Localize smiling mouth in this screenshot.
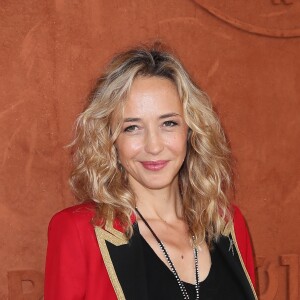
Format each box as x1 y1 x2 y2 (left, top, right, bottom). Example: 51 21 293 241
140 160 169 171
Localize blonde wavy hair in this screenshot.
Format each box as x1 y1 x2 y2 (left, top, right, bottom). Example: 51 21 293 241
70 45 232 245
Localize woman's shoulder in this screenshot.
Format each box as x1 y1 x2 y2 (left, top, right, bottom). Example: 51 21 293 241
48 201 134 233
46 201 100 255
231 204 250 237
51 201 96 217
48 201 97 230
230 204 256 288
230 204 253 251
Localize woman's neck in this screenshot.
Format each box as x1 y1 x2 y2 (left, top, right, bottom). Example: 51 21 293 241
132 180 183 222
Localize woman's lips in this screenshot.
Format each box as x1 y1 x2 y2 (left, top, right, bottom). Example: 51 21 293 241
140 160 169 171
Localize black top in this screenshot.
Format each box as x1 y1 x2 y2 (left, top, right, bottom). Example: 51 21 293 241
140 234 247 300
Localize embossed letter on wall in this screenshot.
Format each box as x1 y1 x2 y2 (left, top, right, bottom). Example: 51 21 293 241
256 254 299 300
7 270 44 300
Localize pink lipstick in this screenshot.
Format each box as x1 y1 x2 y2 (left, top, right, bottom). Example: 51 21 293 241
140 160 169 171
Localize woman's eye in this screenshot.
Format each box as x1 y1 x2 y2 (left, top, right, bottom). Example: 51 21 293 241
124 125 139 132
163 120 178 127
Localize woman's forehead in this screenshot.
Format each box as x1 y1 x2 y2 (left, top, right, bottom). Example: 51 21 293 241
121 76 183 118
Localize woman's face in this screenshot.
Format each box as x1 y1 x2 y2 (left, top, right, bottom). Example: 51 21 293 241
114 76 189 191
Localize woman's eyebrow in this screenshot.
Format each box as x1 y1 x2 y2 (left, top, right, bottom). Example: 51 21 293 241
123 117 141 122
123 113 181 122
159 113 181 119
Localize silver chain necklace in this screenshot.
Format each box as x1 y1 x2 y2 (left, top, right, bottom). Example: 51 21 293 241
135 208 200 300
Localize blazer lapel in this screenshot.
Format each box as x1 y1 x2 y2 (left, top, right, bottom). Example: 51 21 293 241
215 234 256 300
95 215 256 300
95 221 148 300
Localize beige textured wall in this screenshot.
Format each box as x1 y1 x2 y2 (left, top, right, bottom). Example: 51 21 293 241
1 1 299 299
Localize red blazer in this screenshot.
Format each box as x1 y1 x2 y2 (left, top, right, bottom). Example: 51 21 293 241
44 202 257 299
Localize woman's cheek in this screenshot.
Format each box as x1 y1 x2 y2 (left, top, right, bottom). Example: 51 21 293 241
120 137 144 158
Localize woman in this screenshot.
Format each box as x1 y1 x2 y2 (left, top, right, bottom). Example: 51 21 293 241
44 46 258 300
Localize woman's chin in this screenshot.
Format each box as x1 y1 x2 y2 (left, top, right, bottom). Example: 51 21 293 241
136 177 178 191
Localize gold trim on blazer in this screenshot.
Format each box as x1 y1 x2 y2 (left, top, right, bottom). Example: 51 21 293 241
94 216 257 300
231 227 258 300
94 219 128 300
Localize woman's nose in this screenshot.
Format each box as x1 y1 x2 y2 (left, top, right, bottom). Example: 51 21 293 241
144 129 164 155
